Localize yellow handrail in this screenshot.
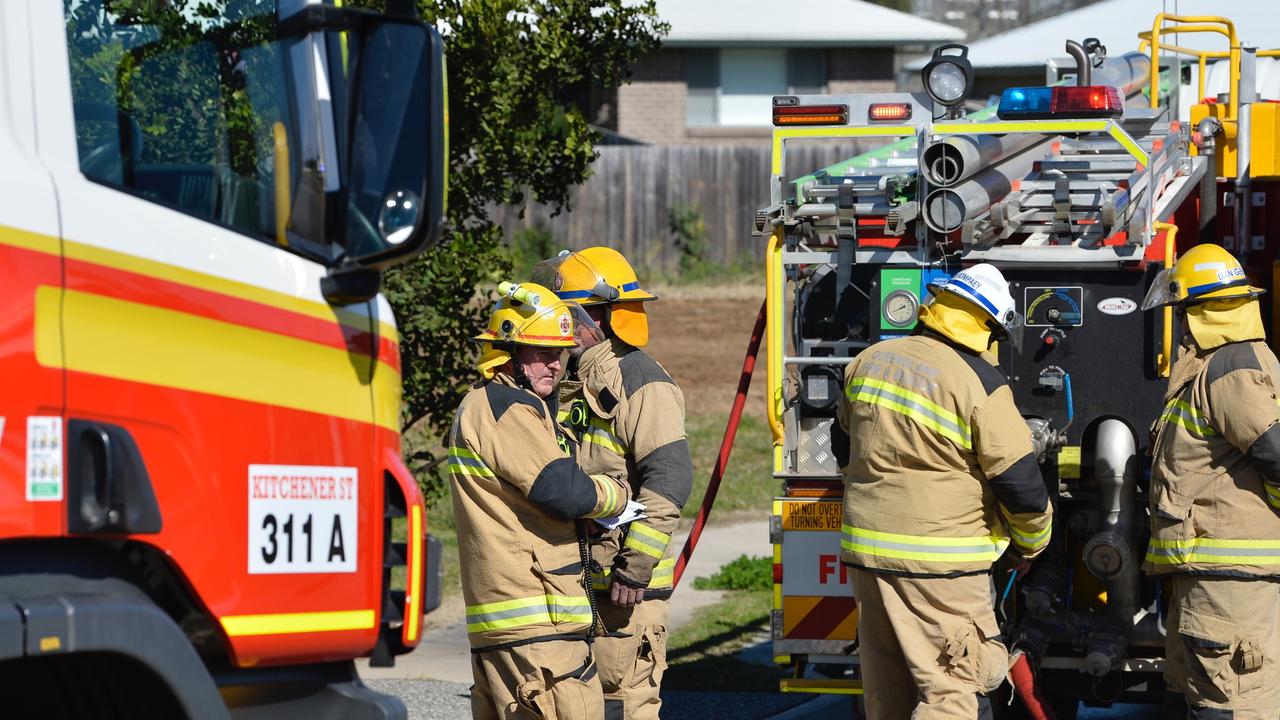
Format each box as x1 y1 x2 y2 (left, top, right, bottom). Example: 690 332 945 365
1144 14 1238 119
1138 38 1280 105
765 229 785 461
1153 221 1178 378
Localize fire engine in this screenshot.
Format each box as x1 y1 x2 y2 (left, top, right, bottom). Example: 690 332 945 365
756 13 1280 717
0 1 445 717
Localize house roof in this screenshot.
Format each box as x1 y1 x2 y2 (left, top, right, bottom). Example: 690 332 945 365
656 0 965 47
907 0 1280 70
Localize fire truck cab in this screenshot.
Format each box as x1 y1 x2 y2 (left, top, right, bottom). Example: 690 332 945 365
0 2 444 717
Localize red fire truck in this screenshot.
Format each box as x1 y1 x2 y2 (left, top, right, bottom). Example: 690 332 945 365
0 1 445 716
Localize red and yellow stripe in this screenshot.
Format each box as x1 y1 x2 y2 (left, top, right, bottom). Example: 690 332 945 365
5 225 402 431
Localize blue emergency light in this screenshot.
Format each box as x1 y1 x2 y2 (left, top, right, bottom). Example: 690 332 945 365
997 85 1123 120
998 87 1053 118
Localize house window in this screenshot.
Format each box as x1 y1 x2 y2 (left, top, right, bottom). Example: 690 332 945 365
686 48 827 127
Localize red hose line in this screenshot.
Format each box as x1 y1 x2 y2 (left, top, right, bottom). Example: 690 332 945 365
1010 652 1057 720
672 299 767 589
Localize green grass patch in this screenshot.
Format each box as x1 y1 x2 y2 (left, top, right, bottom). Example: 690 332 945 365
692 554 772 591
683 413 779 519
663 589 782 692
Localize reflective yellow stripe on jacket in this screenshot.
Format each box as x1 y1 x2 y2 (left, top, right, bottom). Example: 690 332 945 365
624 522 671 560
587 474 625 519
465 594 592 633
1008 522 1052 554
591 557 677 591
846 376 973 450
842 524 1009 563
448 447 496 478
1160 398 1217 437
1266 483 1280 511
1145 538 1280 566
558 406 628 456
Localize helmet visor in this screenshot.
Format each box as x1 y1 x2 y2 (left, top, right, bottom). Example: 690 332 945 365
530 253 620 305
1141 268 1179 310
565 302 605 355
994 307 1025 354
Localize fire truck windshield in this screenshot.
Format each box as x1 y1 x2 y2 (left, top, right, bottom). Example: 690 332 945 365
63 0 440 266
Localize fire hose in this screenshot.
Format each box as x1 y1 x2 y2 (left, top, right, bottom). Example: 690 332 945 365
672 299 766 589
1010 650 1057 720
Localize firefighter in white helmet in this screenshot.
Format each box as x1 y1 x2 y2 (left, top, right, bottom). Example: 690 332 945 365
1141 243 1280 719
532 247 693 720
837 263 1053 719
450 281 630 720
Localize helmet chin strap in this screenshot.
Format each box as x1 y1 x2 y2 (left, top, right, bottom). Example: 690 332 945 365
598 304 615 339
498 343 537 393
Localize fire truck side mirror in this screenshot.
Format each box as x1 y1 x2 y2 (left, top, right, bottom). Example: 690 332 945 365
339 17 448 274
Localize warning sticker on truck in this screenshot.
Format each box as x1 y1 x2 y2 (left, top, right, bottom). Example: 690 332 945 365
777 499 857 642
26 416 63 502
248 465 357 574
781 499 842 531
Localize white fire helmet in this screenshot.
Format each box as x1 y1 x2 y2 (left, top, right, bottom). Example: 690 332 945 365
928 263 1024 352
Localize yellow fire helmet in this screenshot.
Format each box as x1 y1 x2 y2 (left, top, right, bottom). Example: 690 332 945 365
530 246 657 347
1142 243 1266 310
473 281 578 379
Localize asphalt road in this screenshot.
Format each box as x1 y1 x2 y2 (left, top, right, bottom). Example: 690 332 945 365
766 694 1163 720
364 679 814 720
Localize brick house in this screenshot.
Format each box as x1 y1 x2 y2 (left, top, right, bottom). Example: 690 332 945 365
611 0 964 145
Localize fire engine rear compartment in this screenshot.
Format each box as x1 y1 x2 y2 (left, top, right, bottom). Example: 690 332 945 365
758 16 1280 714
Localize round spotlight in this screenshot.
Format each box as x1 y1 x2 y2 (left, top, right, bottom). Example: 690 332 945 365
922 44 974 110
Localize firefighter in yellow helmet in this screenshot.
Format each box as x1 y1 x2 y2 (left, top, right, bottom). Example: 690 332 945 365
450 281 630 720
532 248 693 720
1141 243 1280 719
837 264 1052 719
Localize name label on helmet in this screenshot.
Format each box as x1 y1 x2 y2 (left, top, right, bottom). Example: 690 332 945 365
1096 297 1137 316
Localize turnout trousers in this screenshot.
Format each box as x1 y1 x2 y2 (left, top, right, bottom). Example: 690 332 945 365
594 598 670 720
1163 576 1280 719
853 568 1007 720
470 638 604 720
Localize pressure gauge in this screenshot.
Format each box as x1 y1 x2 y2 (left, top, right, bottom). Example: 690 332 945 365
883 290 919 328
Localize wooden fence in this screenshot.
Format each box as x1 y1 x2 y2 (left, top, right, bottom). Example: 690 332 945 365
490 140 880 271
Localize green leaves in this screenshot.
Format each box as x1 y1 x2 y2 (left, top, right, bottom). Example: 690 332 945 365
347 1 667 497
693 555 773 592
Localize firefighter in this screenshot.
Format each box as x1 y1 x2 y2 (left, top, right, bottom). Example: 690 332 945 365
532 247 694 720
1141 244 1280 719
449 281 630 720
837 263 1053 720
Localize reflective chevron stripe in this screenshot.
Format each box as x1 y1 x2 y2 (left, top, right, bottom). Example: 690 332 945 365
842 524 1008 563
625 522 671 559
448 447 495 478
1008 523 1051 553
1161 398 1216 437
584 474 624 519
845 376 973 450
590 557 676 590
1266 483 1280 510
583 418 627 456
1146 537 1280 566
465 594 592 633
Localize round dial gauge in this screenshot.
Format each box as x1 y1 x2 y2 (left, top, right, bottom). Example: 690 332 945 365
883 290 919 328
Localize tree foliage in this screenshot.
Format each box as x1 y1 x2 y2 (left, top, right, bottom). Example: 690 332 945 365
63 0 667 499
370 0 668 495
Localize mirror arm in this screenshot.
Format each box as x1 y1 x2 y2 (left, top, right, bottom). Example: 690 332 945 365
322 264 382 306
